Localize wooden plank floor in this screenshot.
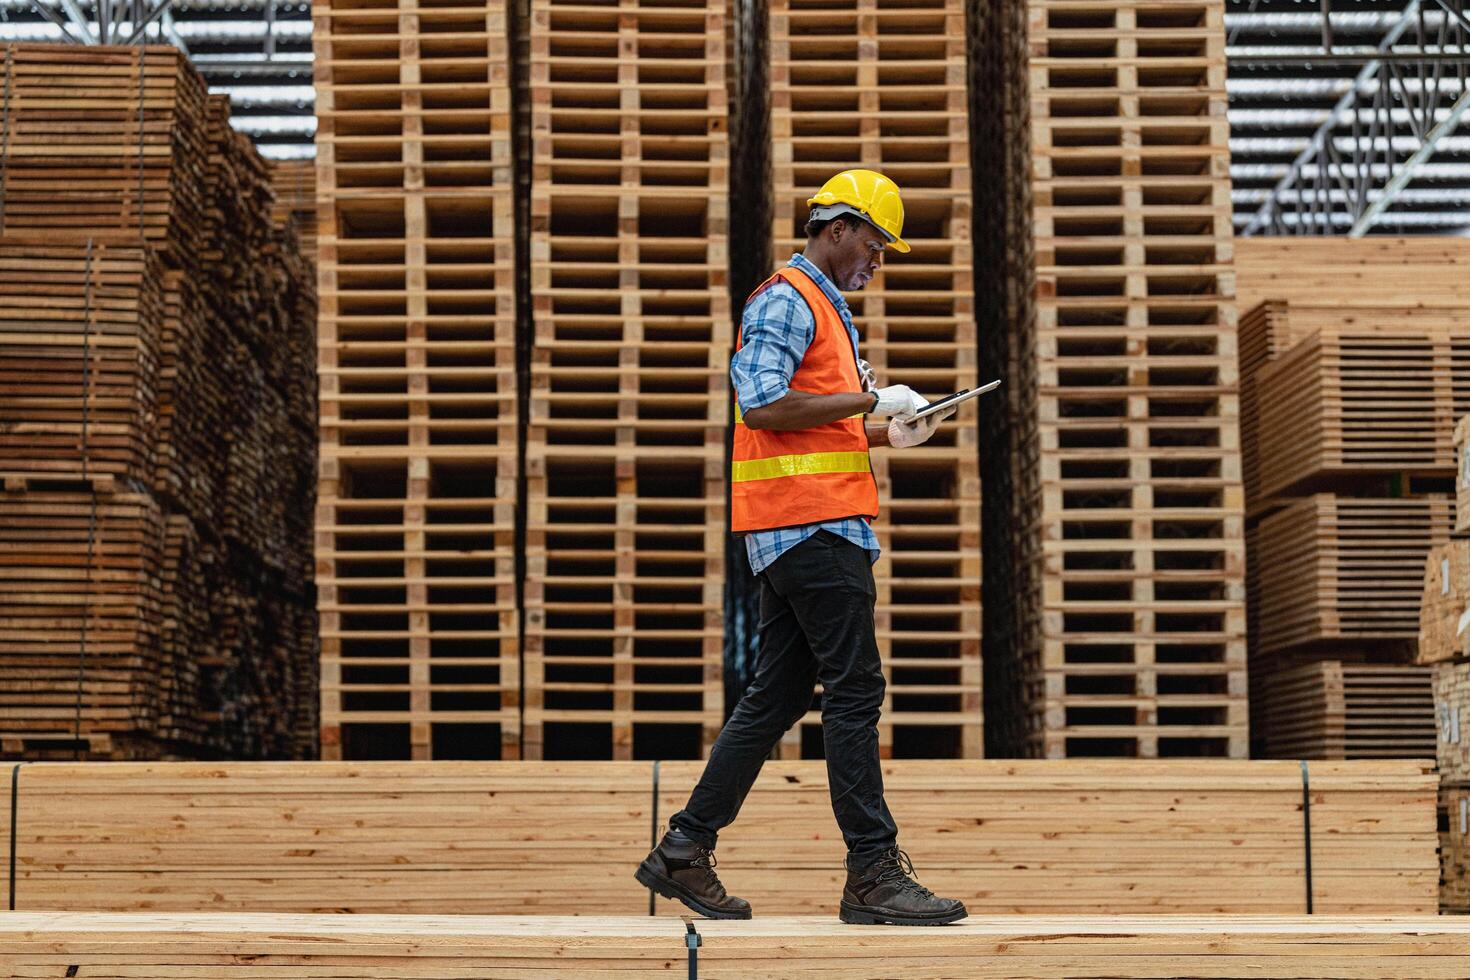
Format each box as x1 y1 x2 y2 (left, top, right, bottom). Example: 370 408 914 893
2 911 1469 978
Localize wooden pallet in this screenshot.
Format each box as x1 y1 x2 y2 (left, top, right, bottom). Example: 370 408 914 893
5 911 1470 977
521 0 728 760
1252 660 1435 760
1434 661 1470 783
983 0 1246 759
1254 494 1454 659
313 0 521 760
1444 781 1470 912
768 0 982 758
0 759 1438 916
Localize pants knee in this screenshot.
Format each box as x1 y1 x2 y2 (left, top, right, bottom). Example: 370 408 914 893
823 675 884 722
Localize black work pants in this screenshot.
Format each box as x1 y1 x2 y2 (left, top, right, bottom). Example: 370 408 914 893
669 530 899 867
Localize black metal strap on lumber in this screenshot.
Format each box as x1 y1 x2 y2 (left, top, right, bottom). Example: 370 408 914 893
9 762 24 910
682 917 701 980
648 760 660 915
1300 760 1314 914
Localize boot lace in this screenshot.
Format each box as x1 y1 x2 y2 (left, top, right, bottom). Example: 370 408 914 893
851 848 936 900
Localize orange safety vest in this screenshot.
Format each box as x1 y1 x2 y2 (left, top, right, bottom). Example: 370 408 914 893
731 266 879 533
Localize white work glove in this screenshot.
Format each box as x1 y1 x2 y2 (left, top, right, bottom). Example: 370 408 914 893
887 403 957 448
856 358 877 392
870 384 926 420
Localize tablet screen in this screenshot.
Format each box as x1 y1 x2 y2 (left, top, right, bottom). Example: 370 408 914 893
911 379 1002 420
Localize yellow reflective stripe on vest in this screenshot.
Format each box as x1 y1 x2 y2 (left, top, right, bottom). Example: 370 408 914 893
731 451 871 483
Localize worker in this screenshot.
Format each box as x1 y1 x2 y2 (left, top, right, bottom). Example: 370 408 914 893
635 170 968 926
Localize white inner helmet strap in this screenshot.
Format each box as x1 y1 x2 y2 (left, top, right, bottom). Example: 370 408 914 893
808 203 895 243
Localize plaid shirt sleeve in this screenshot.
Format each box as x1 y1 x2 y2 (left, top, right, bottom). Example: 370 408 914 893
731 282 814 412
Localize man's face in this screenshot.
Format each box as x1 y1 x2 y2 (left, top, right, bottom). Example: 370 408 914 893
828 218 887 291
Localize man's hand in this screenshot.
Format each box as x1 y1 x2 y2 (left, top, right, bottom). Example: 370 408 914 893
870 384 926 420
887 404 957 448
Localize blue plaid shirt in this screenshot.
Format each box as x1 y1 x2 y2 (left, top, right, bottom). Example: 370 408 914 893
733 253 880 575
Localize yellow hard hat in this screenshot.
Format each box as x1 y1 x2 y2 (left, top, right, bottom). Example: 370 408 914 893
806 169 909 253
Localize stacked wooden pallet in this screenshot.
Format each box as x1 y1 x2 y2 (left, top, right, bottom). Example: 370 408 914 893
982 0 1247 758
766 0 981 759
312 0 521 760
1235 241 1470 764
520 0 727 760
0 45 318 761
5 912 1470 977
2 759 1437 915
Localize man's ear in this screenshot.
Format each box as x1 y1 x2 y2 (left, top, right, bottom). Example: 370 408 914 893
827 217 846 244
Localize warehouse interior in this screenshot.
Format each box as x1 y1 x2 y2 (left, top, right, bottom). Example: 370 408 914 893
4 0 1470 971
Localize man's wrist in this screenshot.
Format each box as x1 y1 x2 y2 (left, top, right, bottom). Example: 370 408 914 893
867 390 880 414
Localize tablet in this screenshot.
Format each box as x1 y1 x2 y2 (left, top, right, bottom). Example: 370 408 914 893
911 379 1002 420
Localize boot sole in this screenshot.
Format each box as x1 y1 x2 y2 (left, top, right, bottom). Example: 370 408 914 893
838 900 968 926
635 862 753 920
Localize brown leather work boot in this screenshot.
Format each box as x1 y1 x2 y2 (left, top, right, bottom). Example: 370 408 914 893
839 847 967 925
635 827 752 920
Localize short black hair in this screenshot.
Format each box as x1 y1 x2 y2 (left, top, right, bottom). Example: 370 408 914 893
804 216 835 239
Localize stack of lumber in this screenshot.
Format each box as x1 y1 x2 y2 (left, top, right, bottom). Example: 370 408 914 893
1426 556 1470 910
1445 781 1470 912
1235 240 1470 764
269 160 319 262
4 912 1470 978
1253 660 1436 760
312 0 522 760
520 0 727 760
1459 417 1470 534
0 45 318 761
980 0 1247 758
1 759 1437 915
765 0 981 760
1253 495 1454 659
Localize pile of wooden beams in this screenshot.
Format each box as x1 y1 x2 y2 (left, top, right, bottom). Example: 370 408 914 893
1 759 1437 915
0 44 318 760
1421 533 1470 910
312 0 521 760
1235 239 1470 762
5 911 1470 977
979 0 1247 758
520 0 727 759
269 160 319 262
1253 660 1435 760
765 0 982 759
